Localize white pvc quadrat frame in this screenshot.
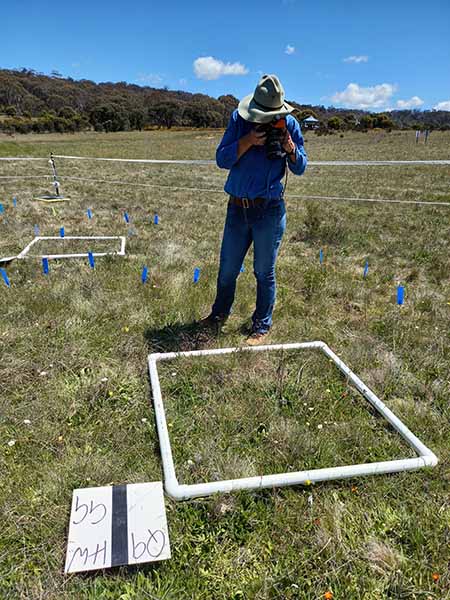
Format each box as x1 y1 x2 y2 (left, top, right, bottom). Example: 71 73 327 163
148 341 438 501
16 235 126 260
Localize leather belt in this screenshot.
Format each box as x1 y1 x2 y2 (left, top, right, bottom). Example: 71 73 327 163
229 196 266 208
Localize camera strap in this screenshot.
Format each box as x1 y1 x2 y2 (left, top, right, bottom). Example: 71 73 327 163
282 156 289 200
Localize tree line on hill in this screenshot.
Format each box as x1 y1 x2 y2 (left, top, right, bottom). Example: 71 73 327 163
1 68 449 135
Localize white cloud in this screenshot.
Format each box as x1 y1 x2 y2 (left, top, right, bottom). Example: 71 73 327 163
331 82 397 109
193 56 248 80
396 96 424 109
433 100 450 111
136 73 163 86
343 55 369 63
285 45 295 55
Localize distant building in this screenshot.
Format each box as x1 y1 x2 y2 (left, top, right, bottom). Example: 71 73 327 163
302 115 320 130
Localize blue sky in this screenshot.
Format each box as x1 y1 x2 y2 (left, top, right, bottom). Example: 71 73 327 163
1 0 449 111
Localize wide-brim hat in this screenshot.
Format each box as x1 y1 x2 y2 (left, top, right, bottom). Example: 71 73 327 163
238 74 294 123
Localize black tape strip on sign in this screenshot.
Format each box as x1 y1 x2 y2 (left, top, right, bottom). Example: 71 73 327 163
111 485 128 567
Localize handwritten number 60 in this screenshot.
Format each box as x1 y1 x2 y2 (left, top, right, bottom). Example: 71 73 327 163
131 530 166 559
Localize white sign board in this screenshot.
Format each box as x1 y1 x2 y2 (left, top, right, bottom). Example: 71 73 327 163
65 482 171 573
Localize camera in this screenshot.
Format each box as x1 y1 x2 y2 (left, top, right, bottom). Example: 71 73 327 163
256 118 287 160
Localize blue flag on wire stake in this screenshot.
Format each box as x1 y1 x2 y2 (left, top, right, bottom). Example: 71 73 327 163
0 204 4 213
88 252 95 269
319 249 324 265
240 264 245 273
193 267 200 283
124 212 130 224
34 224 40 236
60 227 65 238
154 214 159 225
42 258 49 275
141 266 148 284
87 208 93 220
1 269 11 287
13 197 17 208
397 285 404 305
363 260 369 278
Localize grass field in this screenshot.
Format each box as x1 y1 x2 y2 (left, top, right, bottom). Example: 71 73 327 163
1 129 450 599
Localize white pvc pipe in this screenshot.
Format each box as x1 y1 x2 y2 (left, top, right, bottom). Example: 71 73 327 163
167 457 433 501
147 341 438 501
320 344 436 459
151 341 323 362
17 237 39 259
148 358 179 498
17 236 126 259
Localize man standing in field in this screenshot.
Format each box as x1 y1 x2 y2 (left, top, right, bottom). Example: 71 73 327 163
202 74 307 344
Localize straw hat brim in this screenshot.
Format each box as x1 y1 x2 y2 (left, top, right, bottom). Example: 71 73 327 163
238 93 294 123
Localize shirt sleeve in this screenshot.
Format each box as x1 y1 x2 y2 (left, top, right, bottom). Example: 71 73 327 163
287 117 307 176
216 111 240 170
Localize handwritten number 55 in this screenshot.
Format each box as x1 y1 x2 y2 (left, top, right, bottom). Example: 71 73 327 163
73 496 107 525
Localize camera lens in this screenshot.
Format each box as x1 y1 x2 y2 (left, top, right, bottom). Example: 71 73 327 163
265 128 285 160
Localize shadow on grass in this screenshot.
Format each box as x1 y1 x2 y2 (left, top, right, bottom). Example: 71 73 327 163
144 320 220 353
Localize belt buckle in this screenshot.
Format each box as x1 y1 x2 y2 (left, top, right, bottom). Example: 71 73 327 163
242 198 249 209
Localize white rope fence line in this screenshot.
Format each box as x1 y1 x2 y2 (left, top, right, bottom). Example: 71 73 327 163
310 160 450 166
0 175 52 180
1 156 450 166
0 157 46 161
1 173 449 207
291 194 450 207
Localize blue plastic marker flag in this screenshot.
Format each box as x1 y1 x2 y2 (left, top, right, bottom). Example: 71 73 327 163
60 227 65 238
193 267 200 283
240 264 245 273
154 214 159 225
42 257 49 275
0 204 4 213
34 224 40 236
397 285 404 305
124 212 130 224
87 208 93 220
363 260 369 278
319 249 324 264
88 252 95 269
141 266 148 284
13 197 17 207
0 268 11 287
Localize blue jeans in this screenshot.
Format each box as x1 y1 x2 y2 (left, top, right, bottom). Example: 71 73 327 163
211 199 287 333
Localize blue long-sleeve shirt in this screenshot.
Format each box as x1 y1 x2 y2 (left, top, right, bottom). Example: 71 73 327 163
216 109 307 200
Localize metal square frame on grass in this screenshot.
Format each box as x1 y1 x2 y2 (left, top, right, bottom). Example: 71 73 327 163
17 236 126 260
148 341 438 501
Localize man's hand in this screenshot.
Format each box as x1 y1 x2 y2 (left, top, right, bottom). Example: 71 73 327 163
247 128 267 146
237 128 267 160
282 131 296 156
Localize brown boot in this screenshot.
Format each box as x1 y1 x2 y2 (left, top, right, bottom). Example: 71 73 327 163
198 313 228 329
245 329 270 346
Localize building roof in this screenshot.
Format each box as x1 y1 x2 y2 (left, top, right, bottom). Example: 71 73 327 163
303 116 319 122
